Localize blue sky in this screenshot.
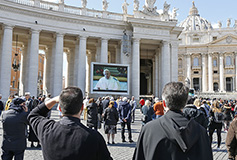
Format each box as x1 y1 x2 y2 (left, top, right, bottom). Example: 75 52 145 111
47 0 237 28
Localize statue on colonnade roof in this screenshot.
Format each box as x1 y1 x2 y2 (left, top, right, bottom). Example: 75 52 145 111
81 0 87 8
102 0 109 11
144 0 156 10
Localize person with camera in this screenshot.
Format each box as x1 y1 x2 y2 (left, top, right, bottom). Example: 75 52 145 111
1 98 28 160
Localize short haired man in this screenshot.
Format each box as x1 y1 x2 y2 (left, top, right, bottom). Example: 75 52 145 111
28 87 112 160
118 97 133 143
95 69 120 90
133 82 213 160
1 98 28 160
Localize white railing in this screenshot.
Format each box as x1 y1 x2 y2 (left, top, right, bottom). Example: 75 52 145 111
64 5 82 15
40 1 59 11
4 0 126 21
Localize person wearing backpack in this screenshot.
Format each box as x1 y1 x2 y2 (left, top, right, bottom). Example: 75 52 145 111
208 100 223 151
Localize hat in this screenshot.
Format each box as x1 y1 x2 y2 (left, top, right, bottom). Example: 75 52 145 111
12 98 26 105
0 94 2 97
25 92 30 96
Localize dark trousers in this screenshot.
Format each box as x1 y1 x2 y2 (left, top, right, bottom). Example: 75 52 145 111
121 122 132 141
209 128 222 147
2 149 25 160
132 111 135 122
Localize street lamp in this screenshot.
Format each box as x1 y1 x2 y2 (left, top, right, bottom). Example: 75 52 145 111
11 35 20 95
12 35 20 72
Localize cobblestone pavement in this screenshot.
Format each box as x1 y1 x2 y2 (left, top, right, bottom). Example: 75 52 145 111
0 109 229 160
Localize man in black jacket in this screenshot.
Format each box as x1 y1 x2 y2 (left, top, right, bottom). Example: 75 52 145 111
133 82 213 160
1 98 28 160
28 87 112 160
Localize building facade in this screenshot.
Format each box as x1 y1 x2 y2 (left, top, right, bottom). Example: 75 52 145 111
0 0 181 101
178 2 237 98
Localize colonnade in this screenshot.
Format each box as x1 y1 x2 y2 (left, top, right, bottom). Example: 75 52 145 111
0 24 179 101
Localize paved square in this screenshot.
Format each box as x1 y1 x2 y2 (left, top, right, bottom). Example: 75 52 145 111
0 109 229 159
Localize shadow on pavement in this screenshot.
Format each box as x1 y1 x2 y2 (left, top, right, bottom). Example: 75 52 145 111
108 142 136 148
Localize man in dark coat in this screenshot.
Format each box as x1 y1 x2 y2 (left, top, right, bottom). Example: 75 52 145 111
28 87 112 160
133 82 213 160
1 98 29 160
183 97 208 129
102 96 110 112
118 97 133 143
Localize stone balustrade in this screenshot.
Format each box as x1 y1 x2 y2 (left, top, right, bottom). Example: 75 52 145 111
5 0 125 20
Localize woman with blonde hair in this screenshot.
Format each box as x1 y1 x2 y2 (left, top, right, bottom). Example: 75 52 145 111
209 100 223 150
103 101 119 144
194 99 208 117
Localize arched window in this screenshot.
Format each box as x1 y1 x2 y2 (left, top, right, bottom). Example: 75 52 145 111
213 58 217 67
193 57 199 66
226 56 232 66
178 58 182 68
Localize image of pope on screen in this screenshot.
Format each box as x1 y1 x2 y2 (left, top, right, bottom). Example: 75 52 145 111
94 69 120 90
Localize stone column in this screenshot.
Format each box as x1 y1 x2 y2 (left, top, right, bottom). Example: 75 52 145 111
186 53 192 87
115 45 121 63
86 52 91 95
201 53 207 92
171 42 178 81
153 49 159 97
96 42 101 62
19 44 28 96
27 29 40 97
219 52 224 92
67 49 75 86
0 24 13 101
77 36 87 94
100 38 108 63
53 33 64 96
43 49 48 95
208 53 213 92
161 41 171 88
44 47 53 95
132 38 140 101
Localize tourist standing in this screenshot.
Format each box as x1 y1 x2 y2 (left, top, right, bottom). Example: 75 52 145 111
1 98 29 160
133 82 212 160
25 92 33 111
28 87 112 160
96 97 103 129
130 96 137 123
223 104 233 131
118 97 133 143
153 98 164 119
102 96 110 112
103 101 119 144
226 115 237 160
5 94 15 111
141 100 154 125
209 100 223 150
28 99 40 148
87 98 98 130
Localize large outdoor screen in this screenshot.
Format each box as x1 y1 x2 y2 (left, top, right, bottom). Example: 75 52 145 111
91 63 129 95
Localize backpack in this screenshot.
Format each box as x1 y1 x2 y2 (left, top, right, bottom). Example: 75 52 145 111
214 111 224 123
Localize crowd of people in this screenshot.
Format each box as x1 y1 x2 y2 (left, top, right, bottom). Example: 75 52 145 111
0 82 237 159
